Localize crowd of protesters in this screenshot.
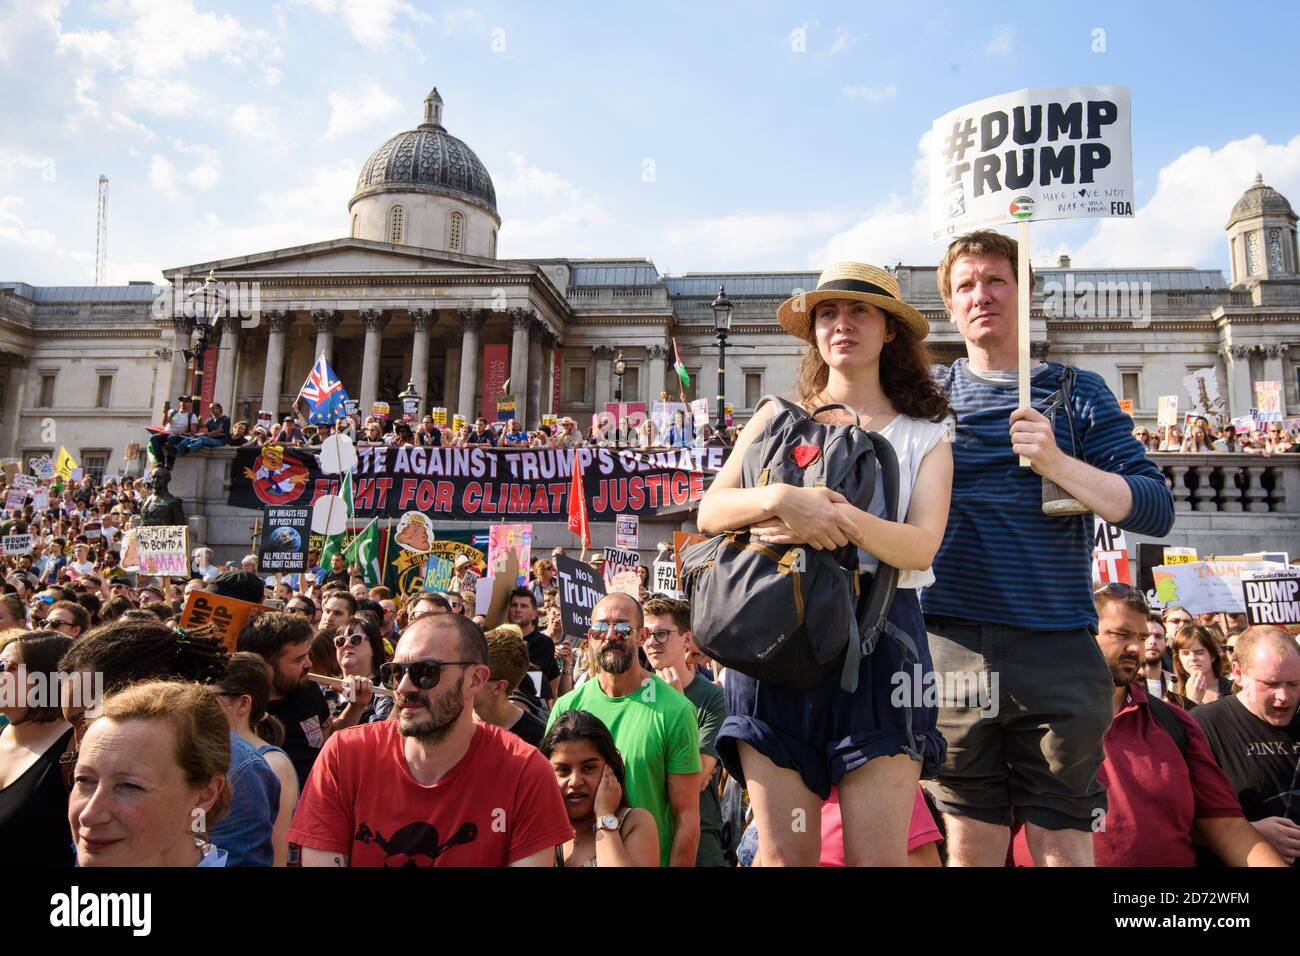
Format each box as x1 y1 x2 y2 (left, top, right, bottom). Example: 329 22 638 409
2 228 1296 869
1132 418 1298 455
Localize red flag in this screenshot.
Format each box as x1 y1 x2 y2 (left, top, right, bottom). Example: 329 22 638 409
567 449 591 547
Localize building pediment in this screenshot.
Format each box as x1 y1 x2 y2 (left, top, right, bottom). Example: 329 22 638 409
162 237 530 282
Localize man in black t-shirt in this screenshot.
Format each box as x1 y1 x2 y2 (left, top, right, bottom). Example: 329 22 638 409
466 417 495 447
474 625 547 747
236 611 331 788
1193 626 1300 865
506 587 561 703
320 553 350 589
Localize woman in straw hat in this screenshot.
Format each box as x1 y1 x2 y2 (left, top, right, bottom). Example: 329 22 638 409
698 262 953 867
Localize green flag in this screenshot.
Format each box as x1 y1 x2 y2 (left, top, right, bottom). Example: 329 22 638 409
672 338 691 388
345 517 383 587
317 470 354 571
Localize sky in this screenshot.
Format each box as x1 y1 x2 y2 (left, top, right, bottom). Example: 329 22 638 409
2 0 1299 286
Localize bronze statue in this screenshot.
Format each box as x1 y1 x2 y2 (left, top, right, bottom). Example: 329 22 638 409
140 466 186 527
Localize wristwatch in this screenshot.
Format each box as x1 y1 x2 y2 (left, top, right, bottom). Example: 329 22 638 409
594 814 620 834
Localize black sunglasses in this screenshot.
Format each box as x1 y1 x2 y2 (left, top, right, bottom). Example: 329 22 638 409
1094 582 1149 610
378 658 478 690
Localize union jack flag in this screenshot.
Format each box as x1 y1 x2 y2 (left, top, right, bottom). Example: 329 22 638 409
298 353 351 424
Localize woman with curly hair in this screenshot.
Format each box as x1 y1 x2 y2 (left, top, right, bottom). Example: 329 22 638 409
699 262 953 867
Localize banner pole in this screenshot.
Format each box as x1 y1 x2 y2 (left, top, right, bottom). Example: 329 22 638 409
1018 221 1032 467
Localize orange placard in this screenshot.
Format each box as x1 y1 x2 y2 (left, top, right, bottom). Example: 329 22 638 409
179 590 274 653
1119 399 1134 415
673 532 709 578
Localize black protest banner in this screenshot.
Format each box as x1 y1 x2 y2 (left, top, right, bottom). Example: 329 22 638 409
555 554 605 640
228 444 730 521
1242 570 1300 628
259 505 310 572
1135 542 1165 607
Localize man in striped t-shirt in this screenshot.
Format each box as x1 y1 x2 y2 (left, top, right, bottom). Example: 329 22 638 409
920 230 1175 867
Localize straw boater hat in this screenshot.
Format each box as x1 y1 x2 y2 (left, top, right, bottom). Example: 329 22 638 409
776 262 929 341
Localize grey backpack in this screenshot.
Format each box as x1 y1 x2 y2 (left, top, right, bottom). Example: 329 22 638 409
681 396 902 693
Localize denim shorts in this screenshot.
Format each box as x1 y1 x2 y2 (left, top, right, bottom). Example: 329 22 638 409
922 615 1112 831
717 587 946 800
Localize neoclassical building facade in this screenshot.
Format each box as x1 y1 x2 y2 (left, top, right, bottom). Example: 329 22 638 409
2 89 1299 480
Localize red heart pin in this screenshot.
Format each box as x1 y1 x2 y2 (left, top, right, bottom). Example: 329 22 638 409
791 444 820 468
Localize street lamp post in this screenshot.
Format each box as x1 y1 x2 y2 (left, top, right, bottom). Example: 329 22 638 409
711 285 733 436
183 271 223 416
614 352 626 447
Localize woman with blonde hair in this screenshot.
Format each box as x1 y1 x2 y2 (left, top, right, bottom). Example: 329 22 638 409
699 262 952 866
70 680 231 866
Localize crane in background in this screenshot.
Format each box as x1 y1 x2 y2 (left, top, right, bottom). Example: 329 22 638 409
94 174 108 285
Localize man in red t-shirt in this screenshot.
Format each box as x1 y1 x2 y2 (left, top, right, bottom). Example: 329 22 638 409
289 613 571 866
1012 585 1284 867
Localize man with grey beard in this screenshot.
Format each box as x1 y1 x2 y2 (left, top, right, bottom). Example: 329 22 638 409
289 613 571 867
546 593 701 867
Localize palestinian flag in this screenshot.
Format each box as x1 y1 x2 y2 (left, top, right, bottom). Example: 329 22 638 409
317 470 354 573
672 338 690 389
344 517 383 587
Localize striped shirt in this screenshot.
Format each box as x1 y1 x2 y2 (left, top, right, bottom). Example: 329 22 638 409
920 359 1175 631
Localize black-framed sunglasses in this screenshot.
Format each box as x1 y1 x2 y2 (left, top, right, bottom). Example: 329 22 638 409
46 618 76 632
333 632 365 649
378 658 478 690
588 621 635 641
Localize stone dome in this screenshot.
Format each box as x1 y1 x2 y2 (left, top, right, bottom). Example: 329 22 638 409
350 88 498 216
1227 173 1296 228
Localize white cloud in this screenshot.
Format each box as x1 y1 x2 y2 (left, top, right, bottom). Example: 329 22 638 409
808 195 932 267
0 149 56 182
149 143 221 198
496 152 581 204
324 84 400 140
119 75 203 116
229 103 278 140
664 212 848 265
0 196 58 250
1074 133 1300 268
494 154 615 257
985 24 1014 57
842 84 897 104
295 0 432 51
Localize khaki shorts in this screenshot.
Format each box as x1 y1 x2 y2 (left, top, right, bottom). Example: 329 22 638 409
922 615 1112 831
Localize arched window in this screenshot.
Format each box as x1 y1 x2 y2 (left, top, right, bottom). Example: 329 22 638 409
447 211 464 252
489 228 496 258
351 214 358 238
388 205 405 244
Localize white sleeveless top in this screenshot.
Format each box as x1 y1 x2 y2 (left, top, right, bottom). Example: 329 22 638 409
856 413 950 590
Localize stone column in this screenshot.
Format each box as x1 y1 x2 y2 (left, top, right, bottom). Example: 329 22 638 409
593 344 615 411
1263 344 1289 416
259 310 293 416
1223 345 1255 418
311 309 341 364
646 344 668 404
457 309 486 423
444 340 461 412
409 308 438 417
3 359 28 458
527 320 545 426
539 330 556 417
169 317 195 400
214 316 242 413
508 309 533 426
357 309 391 412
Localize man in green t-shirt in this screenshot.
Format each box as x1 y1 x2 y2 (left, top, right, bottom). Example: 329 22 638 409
642 595 727 867
547 592 701 866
